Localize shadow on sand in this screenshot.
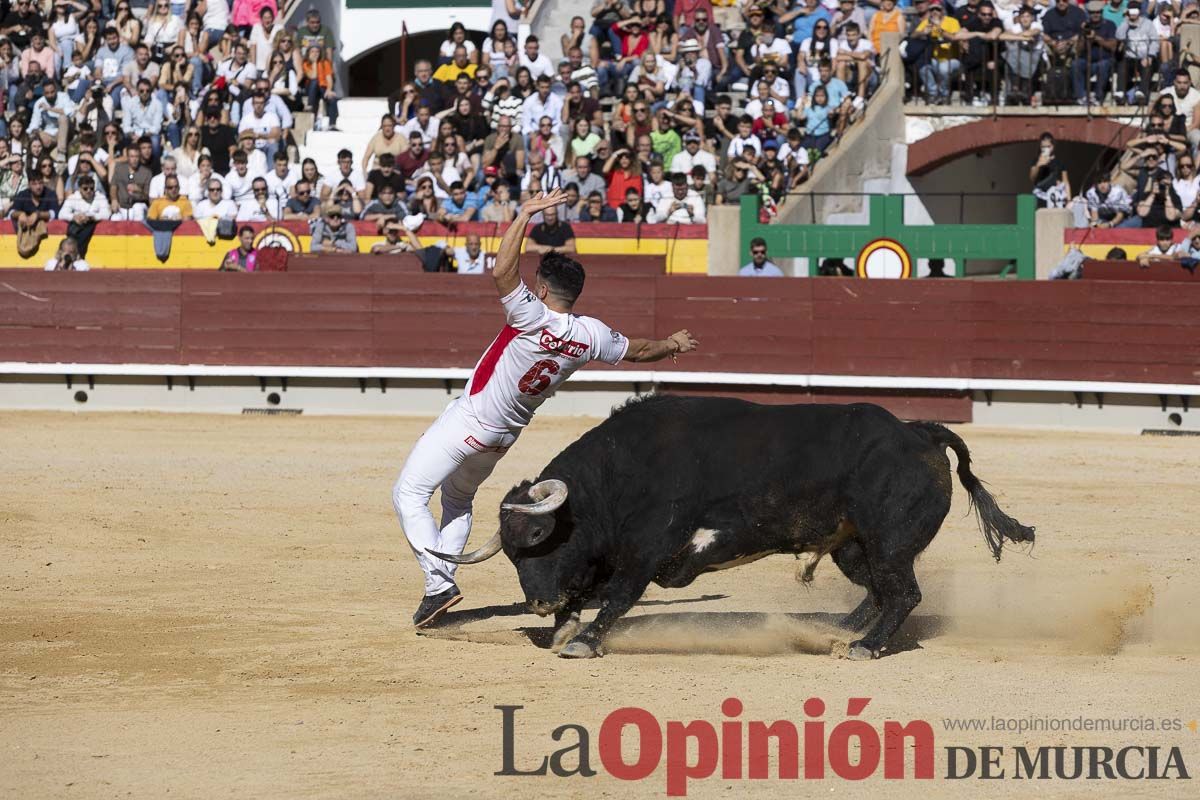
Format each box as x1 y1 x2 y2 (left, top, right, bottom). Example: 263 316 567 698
422 595 949 658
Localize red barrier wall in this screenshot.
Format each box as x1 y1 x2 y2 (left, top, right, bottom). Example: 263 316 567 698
3 272 1199 420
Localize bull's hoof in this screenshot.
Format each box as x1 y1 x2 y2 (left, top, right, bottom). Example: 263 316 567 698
558 638 601 659
550 617 582 653
846 642 878 661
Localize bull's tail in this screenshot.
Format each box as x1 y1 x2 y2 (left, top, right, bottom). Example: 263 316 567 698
909 421 1036 562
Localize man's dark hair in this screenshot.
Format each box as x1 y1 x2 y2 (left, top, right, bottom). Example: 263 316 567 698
715 94 732 106
1105 247 1128 260
587 191 604 201
1156 224 1173 239
537 252 586 304
1176 68 1191 81
337 148 353 160
750 236 767 249
671 173 688 186
449 180 464 191
274 149 289 162
691 164 707 178
239 224 255 237
843 22 859 33
564 181 579 192
378 152 395 167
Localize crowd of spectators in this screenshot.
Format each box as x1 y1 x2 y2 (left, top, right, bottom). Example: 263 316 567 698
899 0 1200 106
355 0 892 232
1 0 344 256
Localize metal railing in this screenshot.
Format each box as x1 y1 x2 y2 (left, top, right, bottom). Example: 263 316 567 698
902 38 1180 116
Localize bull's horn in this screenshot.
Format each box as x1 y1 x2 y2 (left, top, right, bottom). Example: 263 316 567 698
427 530 502 564
501 479 568 515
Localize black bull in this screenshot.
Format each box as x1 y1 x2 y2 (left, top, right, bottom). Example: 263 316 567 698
432 396 1035 660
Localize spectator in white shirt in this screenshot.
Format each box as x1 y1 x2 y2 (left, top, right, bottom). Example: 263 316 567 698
520 74 564 136
519 35 554 80
670 130 717 182
651 174 706 223
237 92 282 163
400 103 439 146
186 155 228 202
194 178 239 220
236 176 284 221
29 79 75 149
58 175 110 256
265 150 300 202
454 233 489 273
148 154 179 199
224 151 258 203
726 115 762 160
234 130 268 176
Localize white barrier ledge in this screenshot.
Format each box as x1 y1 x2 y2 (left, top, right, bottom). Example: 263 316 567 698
0 363 1196 396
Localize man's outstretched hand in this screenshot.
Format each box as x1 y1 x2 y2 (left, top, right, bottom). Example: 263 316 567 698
522 189 566 216
669 329 699 362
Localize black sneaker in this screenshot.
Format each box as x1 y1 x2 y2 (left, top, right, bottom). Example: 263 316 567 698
413 586 463 629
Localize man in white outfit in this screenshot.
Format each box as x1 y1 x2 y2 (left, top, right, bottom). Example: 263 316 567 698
393 188 699 628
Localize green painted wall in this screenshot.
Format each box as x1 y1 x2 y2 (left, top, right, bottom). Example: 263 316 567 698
739 194 1038 279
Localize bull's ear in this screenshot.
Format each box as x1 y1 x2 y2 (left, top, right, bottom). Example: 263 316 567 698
507 515 555 550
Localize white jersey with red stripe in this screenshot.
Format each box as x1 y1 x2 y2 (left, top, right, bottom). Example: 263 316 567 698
463 281 629 432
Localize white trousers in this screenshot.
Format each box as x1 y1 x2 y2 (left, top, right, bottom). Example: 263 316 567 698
392 398 518 596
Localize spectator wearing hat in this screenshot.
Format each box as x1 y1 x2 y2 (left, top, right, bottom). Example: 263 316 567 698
651 172 705 224
913 2 962 104
680 8 728 93
670 129 717 181
731 5 770 91
311 203 359 253
675 38 712 103
1116 4 1158 104
1071 1 1117 105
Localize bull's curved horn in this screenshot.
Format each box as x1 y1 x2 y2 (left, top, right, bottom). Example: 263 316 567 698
501 479 568 515
427 530 502 564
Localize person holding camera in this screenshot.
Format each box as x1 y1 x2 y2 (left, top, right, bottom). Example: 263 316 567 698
44 236 89 271
1127 152 1181 228
1071 2 1117 105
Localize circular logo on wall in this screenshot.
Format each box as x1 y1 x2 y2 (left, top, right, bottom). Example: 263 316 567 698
856 238 912 279
253 227 302 252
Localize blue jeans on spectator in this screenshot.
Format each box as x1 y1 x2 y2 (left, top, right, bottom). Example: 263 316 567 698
595 60 619 96
306 80 339 127
190 56 206 95
920 58 961 100
803 132 832 152
1072 56 1113 101
56 38 75 76
794 71 809 102
204 29 225 52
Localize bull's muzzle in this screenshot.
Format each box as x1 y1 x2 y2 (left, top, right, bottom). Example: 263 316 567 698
528 598 568 617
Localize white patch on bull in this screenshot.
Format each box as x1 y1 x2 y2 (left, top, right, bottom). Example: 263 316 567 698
706 551 774 572
689 528 720 552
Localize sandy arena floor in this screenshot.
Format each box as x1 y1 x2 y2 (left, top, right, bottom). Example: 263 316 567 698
1 410 1198 799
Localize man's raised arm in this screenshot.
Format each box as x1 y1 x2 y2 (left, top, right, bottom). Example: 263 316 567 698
492 188 565 296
